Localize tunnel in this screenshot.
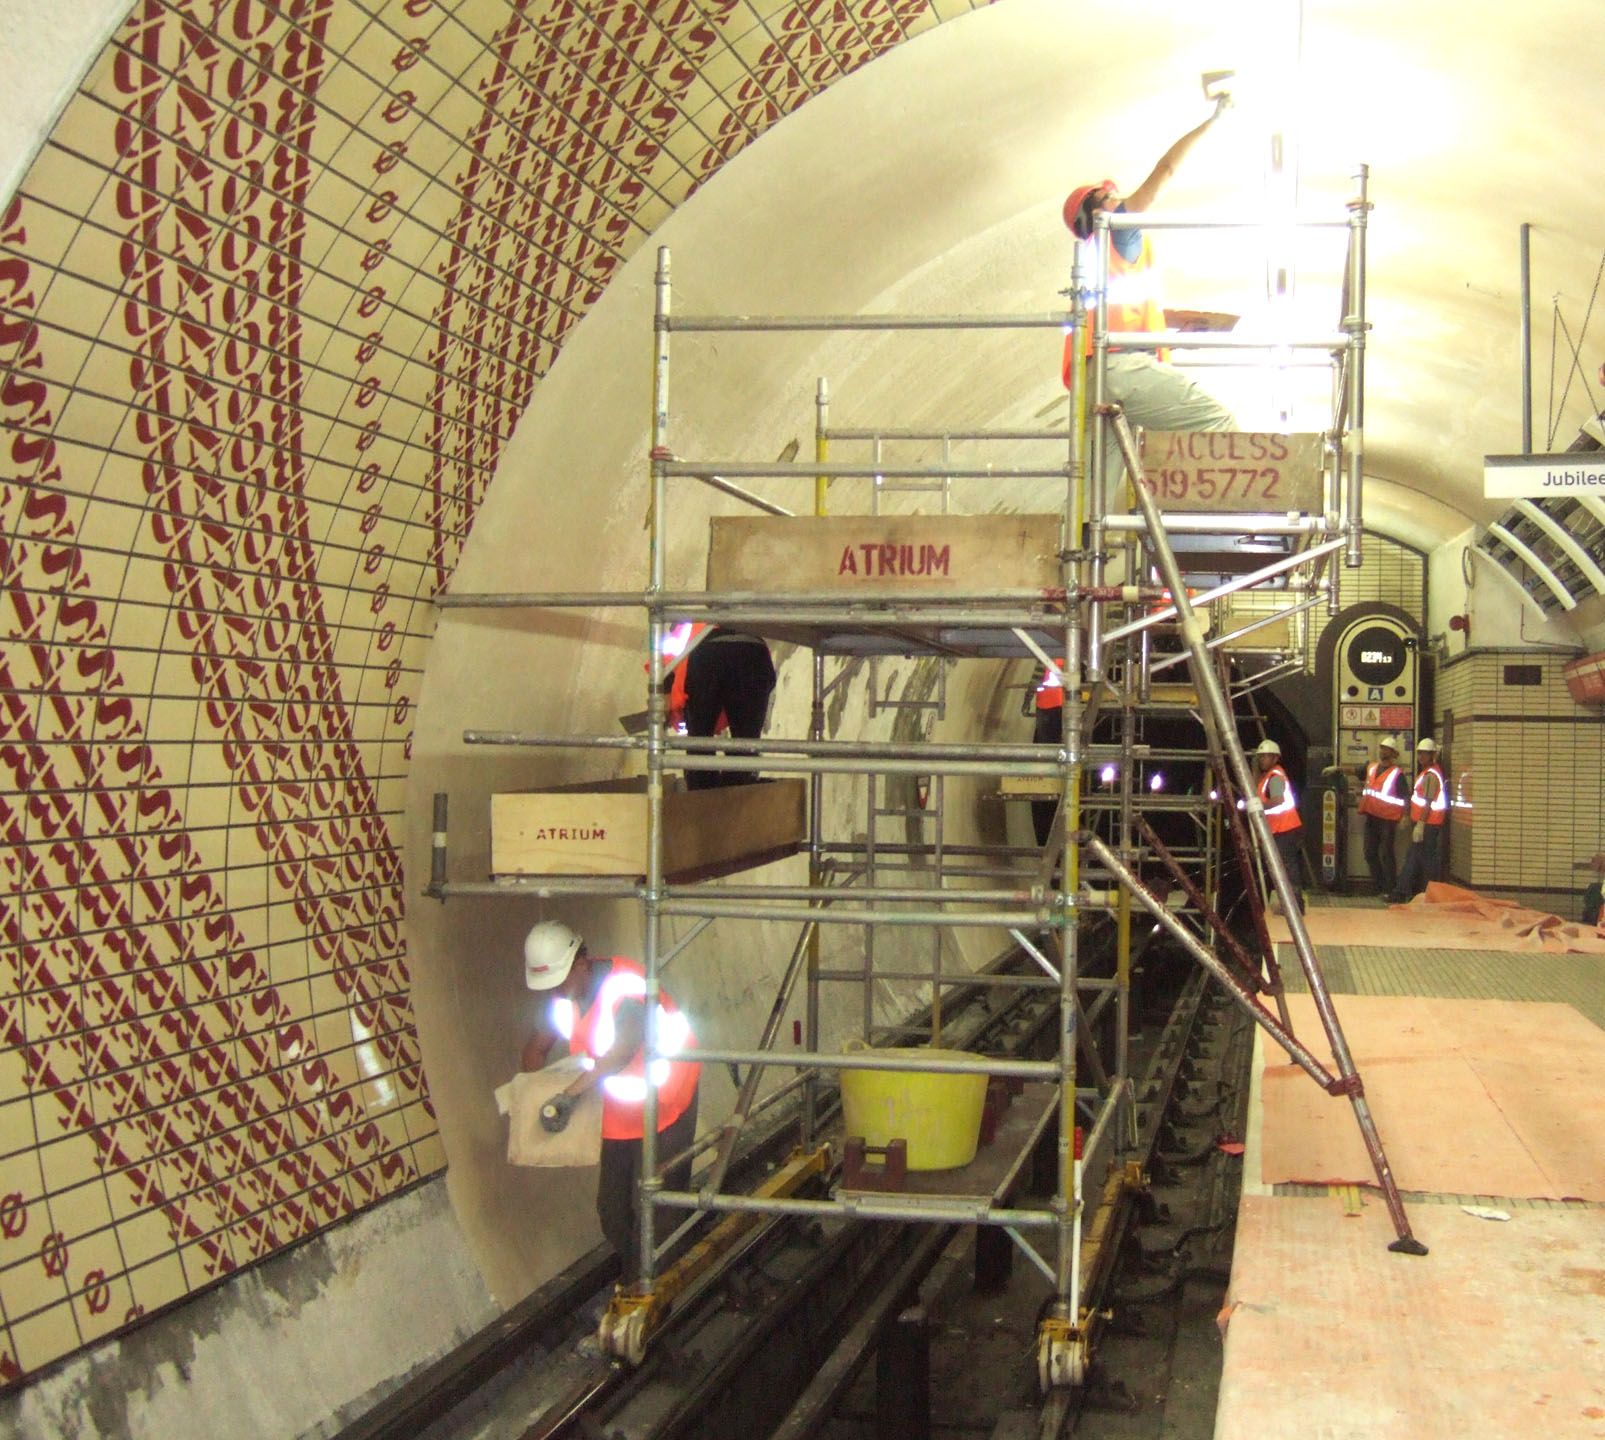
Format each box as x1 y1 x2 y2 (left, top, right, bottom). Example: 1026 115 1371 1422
2 1 1603 1435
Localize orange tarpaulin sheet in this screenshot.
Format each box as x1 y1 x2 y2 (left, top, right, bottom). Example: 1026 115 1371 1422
1266 884 1605 955
1413 880 1605 948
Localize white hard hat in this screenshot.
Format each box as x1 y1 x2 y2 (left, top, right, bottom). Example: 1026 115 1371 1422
524 921 582 991
1378 734 1401 753
1416 736 1438 753
1252 738 1281 758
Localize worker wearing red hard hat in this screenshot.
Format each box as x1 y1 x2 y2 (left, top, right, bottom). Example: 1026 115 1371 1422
1061 99 1236 500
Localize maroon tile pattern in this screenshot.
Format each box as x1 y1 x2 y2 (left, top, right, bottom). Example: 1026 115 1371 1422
0 0 947 1388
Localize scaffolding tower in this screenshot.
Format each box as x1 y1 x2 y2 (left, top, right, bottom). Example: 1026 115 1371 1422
429 162 1422 1390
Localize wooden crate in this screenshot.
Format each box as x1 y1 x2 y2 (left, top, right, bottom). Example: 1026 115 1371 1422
707 514 1063 593
491 777 806 879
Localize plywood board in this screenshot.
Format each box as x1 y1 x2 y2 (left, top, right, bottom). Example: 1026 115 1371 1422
706 514 1062 593
999 775 1059 800
491 777 805 878
1136 431 1323 512
1218 1197 1605 1440
1215 611 1295 651
1257 994 1605 1200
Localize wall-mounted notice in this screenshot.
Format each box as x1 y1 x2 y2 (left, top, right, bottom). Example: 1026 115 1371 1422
1484 453 1605 499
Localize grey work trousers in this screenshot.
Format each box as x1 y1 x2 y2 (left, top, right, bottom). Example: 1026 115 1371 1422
1100 352 1237 503
1395 824 1443 901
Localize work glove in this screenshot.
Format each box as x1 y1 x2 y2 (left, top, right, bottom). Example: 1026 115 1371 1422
540 1093 576 1134
1411 822 1425 843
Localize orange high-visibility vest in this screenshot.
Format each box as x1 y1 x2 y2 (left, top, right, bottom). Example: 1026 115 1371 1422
1035 658 1066 712
1358 761 1406 821
551 958 699 1141
1409 765 1448 826
1258 765 1302 834
1062 233 1168 386
655 622 729 735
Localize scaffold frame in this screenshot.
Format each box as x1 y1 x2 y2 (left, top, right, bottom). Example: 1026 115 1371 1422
426 162 1422 1387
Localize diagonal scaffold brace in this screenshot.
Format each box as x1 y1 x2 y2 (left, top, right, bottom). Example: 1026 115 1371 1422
1100 404 1427 1256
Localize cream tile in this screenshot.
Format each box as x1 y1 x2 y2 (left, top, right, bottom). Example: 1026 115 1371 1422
7 1299 80 1375
42 1174 114 1245
122 1248 187 1321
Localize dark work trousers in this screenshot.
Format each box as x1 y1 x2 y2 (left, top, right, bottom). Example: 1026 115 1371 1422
1395 823 1444 901
1272 826 1306 913
1031 704 1063 848
1583 881 1603 927
684 632 776 790
1363 814 1400 897
597 1090 699 1281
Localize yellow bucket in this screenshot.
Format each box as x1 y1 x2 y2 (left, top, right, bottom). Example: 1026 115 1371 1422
839 1045 989 1171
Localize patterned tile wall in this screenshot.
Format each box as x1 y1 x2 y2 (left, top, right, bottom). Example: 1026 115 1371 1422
0 0 951 1388
1437 650 1604 899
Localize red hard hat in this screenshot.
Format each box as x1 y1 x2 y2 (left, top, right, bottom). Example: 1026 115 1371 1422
1063 179 1117 238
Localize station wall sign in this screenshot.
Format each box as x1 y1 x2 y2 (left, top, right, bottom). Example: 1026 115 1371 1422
1484 453 1605 499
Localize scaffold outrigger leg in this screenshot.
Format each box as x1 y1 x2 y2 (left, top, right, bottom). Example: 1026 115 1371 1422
1099 405 1427 1257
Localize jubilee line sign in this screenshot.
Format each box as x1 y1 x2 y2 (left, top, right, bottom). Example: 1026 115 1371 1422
1484 453 1605 500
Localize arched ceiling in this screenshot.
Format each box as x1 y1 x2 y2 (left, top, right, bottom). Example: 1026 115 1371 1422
1 0 1604 1388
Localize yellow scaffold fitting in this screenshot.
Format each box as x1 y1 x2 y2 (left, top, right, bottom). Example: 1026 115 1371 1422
1035 1312 1090 1390
599 1288 665 1366
599 1144 832 1364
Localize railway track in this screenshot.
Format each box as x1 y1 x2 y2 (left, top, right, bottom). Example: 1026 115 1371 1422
342 940 1230 1440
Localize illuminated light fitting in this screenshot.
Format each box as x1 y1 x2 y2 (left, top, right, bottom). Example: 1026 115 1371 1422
1100 764 1118 785
1149 772 1166 793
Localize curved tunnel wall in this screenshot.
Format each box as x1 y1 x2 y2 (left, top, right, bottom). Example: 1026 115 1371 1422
0 0 958 1387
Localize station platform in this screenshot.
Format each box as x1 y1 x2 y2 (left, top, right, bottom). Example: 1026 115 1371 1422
1217 892 1605 1438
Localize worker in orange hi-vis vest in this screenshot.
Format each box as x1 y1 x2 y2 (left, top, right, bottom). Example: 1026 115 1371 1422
1389 736 1448 904
1326 734 1408 897
1030 657 1066 847
521 921 700 1279
1251 737 1305 914
659 622 776 790
1061 98 1237 504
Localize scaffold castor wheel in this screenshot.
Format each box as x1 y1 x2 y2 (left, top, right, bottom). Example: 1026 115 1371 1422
1035 1315 1087 1391
598 1290 663 1366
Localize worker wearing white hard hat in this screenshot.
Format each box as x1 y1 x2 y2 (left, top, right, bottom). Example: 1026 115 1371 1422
1324 735 1408 896
521 921 700 1278
1389 738 1447 904
1250 736 1305 913
1061 95 1237 504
